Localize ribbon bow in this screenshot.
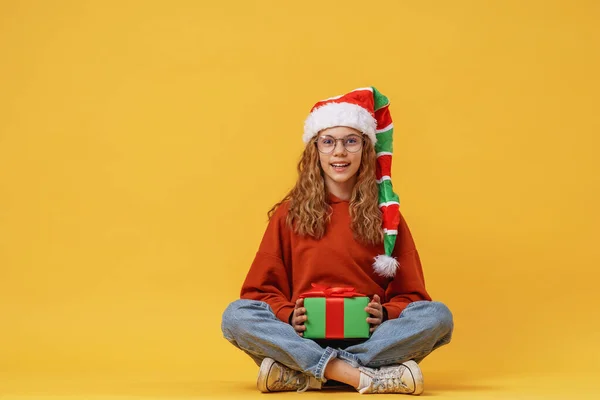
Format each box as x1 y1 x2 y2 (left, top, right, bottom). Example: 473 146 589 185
299 283 365 298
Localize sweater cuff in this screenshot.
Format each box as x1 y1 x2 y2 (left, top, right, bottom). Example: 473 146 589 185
276 305 295 324
382 306 389 322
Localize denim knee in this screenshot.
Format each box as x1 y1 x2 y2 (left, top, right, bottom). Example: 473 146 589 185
423 301 454 336
404 300 454 335
221 299 268 340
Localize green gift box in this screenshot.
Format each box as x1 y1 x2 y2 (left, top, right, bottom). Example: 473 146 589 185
301 285 370 339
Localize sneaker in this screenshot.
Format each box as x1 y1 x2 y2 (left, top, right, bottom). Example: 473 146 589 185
257 357 322 393
358 360 424 395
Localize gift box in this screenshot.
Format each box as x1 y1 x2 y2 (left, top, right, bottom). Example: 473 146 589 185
300 284 370 339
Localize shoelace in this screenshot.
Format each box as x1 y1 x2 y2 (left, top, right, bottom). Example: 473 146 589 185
269 366 308 392
372 376 407 393
369 365 410 393
297 379 311 393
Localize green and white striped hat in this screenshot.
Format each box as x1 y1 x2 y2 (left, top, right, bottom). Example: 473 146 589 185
303 87 401 278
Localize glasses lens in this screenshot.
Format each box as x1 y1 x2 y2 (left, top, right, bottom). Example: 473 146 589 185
316 136 335 153
316 134 364 153
344 135 363 152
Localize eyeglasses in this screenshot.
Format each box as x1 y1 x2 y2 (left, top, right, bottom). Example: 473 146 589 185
314 134 365 154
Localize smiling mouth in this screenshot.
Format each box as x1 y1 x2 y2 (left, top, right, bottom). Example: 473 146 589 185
330 163 350 171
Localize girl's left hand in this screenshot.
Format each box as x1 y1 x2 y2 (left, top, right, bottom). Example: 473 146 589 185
365 294 384 333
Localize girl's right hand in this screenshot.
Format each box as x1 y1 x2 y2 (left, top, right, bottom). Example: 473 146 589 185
292 298 307 337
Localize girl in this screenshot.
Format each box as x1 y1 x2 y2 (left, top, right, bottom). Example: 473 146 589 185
221 87 453 395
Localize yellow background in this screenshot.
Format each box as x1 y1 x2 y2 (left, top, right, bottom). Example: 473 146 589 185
1 0 599 398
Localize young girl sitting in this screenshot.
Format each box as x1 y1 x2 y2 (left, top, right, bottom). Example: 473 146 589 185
221 87 453 395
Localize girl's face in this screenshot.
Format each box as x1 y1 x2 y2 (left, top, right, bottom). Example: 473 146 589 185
316 126 363 192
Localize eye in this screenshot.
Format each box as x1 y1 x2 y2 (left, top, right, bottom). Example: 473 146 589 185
320 137 334 145
346 136 359 144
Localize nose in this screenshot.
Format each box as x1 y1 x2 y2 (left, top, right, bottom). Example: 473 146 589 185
333 139 347 156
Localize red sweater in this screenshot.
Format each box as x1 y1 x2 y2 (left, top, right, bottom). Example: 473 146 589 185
240 193 431 323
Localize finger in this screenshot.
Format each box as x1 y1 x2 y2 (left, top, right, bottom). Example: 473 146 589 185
370 326 376 333
297 331 304 337
296 307 307 316
294 314 308 324
367 317 382 325
365 307 382 317
295 324 306 332
296 315 307 323
373 294 381 304
365 306 383 314
367 301 382 308
295 298 304 308
367 300 382 308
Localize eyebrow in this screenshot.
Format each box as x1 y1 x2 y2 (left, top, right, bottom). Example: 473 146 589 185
318 134 360 138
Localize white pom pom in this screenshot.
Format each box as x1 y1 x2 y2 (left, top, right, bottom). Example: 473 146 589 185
373 255 399 278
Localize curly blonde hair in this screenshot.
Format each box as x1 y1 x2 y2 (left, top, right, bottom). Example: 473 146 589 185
268 137 383 246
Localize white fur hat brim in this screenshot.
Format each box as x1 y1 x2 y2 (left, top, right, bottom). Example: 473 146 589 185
303 102 377 144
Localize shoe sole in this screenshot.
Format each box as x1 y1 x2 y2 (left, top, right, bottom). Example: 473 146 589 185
403 360 424 395
257 357 276 393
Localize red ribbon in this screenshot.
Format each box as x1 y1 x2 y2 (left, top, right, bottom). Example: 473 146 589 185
299 283 365 299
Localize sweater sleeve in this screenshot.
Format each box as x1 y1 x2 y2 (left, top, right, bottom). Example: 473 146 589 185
240 202 295 323
382 212 432 320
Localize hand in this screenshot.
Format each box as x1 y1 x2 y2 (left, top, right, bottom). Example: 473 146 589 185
291 298 307 337
366 294 384 333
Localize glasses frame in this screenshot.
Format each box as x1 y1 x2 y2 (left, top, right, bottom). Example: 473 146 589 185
314 134 365 154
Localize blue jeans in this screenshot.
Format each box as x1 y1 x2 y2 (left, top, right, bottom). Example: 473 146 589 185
221 299 453 382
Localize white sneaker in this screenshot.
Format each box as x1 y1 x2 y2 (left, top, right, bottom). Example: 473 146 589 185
358 360 424 395
257 357 322 393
